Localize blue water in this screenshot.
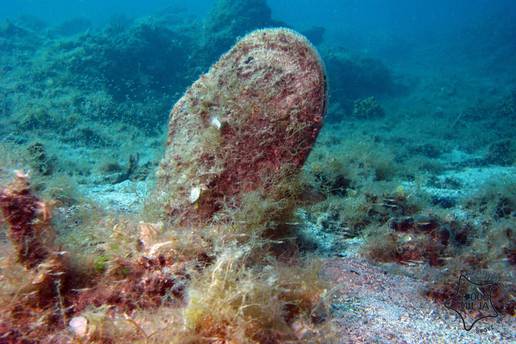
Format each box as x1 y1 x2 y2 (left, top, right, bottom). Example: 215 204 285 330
3 1 515 68
3 0 515 34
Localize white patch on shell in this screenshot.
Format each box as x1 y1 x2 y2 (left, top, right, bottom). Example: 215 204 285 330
69 316 88 337
189 186 201 203
210 116 222 129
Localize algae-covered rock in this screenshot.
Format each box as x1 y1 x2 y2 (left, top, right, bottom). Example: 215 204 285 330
53 17 92 37
325 51 394 100
157 28 327 226
302 26 326 46
27 142 54 176
0 171 53 268
202 0 286 64
485 139 515 166
324 50 394 121
65 18 193 102
352 96 385 119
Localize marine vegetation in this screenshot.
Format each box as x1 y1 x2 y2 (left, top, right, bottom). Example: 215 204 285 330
0 28 335 343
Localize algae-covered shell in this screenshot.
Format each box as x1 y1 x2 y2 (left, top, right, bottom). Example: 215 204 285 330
156 28 327 225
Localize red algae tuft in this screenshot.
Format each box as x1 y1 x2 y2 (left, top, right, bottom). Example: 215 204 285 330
156 28 327 226
0 171 54 269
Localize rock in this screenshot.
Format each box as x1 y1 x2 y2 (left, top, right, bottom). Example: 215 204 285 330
324 51 394 120
0 171 53 268
302 26 326 46
485 139 515 166
202 0 287 64
27 142 53 176
352 96 385 119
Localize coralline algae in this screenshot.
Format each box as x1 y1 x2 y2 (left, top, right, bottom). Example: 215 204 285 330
156 28 327 225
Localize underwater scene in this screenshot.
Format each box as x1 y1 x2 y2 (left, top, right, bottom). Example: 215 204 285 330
0 0 514 342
